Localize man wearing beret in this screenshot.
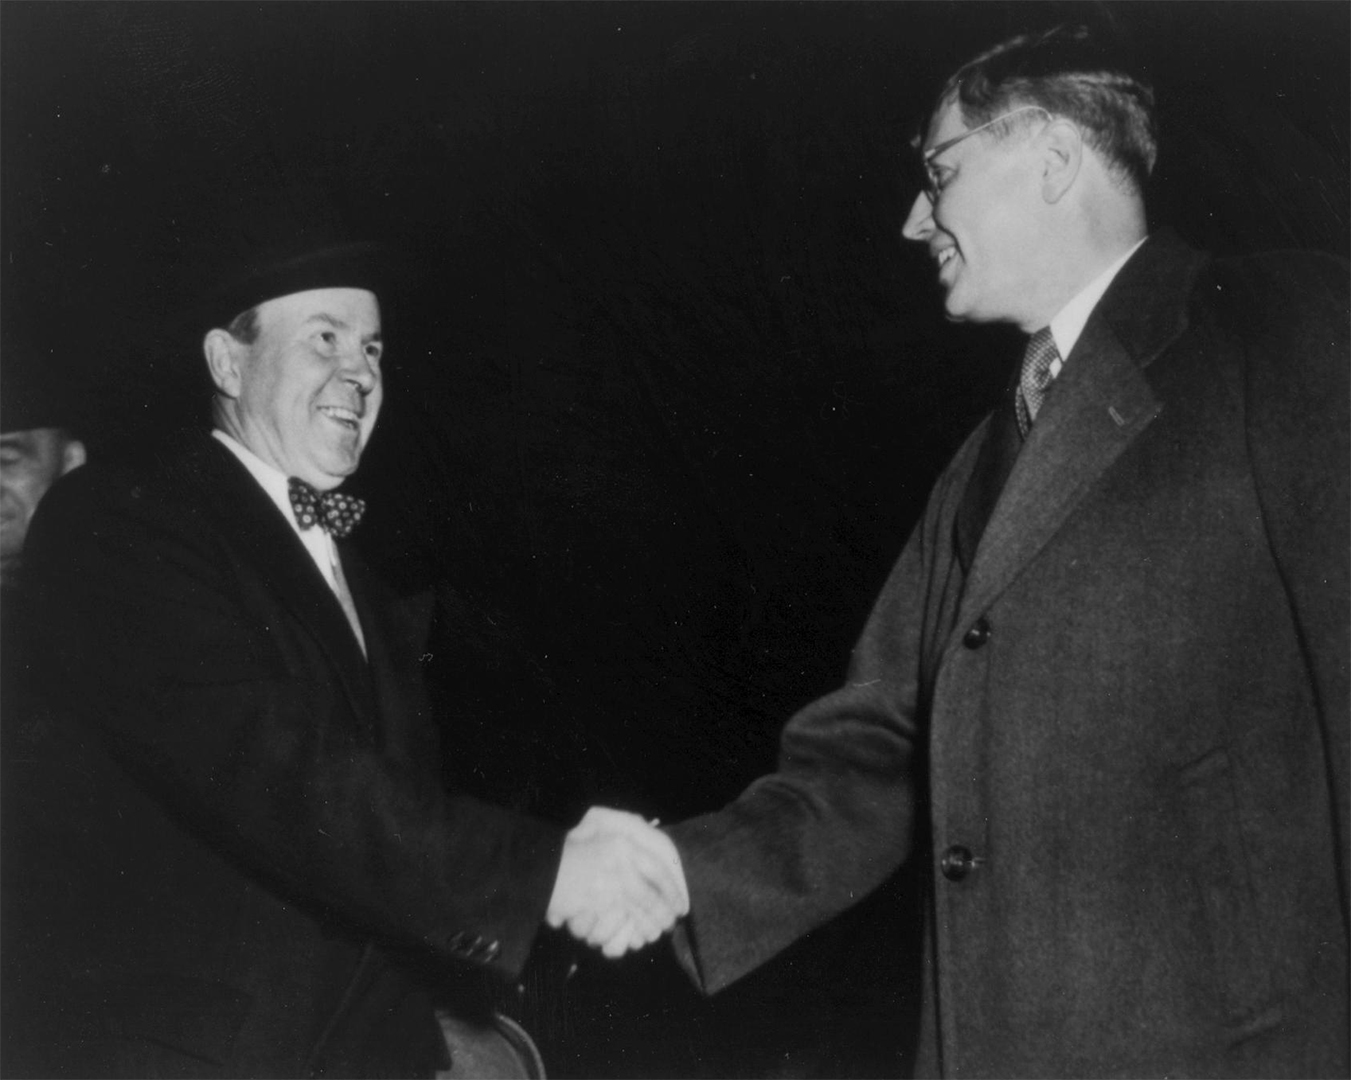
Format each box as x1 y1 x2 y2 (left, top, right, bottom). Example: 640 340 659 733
15 243 687 1078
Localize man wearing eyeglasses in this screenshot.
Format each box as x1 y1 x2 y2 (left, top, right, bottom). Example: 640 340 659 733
560 23 1349 1078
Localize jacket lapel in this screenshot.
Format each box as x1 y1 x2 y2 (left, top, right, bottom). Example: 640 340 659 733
947 231 1206 650
343 554 438 752
183 436 375 719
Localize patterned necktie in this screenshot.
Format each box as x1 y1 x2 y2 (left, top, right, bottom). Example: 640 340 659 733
287 478 366 539
1015 327 1061 437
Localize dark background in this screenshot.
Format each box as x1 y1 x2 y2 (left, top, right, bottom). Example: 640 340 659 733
3 3 1347 1076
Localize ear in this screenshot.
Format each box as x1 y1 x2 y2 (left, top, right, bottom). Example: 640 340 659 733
59 440 87 476
1040 118 1083 204
203 329 245 398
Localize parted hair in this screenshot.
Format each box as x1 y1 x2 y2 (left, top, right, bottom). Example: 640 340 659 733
940 24 1158 195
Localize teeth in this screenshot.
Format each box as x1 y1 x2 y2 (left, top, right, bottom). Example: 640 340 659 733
936 248 957 267
319 406 360 427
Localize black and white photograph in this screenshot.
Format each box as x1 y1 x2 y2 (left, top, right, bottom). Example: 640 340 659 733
1 2 1347 1077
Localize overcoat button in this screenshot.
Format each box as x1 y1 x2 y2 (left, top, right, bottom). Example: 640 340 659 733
962 618 991 648
940 845 977 881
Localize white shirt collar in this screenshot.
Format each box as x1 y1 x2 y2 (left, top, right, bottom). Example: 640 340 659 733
212 429 302 528
211 429 339 587
1046 236 1147 373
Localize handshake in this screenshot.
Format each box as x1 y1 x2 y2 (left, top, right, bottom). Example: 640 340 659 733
545 807 690 958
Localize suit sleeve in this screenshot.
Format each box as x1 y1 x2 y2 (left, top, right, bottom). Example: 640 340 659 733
23 467 564 979
1241 252 1351 921
665 447 970 994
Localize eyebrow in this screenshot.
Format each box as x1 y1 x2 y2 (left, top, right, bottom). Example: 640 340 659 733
305 313 382 341
0 434 38 455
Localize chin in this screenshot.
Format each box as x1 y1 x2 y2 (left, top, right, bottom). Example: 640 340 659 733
942 297 973 323
301 462 358 489
330 461 363 483
316 445 362 475
319 469 358 488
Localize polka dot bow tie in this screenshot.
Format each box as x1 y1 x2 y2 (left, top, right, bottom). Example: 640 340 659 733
287 477 366 539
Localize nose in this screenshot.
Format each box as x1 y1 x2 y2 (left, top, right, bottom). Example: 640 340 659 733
340 348 380 396
901 190 934 242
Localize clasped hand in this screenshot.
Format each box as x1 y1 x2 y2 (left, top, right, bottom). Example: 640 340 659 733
546 807 689 958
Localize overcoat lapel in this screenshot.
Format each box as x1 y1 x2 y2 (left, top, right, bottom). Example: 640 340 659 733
953 377 1021 575
946 231 1205 654
185 437 375 718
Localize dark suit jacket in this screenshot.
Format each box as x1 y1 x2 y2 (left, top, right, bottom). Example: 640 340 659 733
669 231 1350 1077
6 434 564 1078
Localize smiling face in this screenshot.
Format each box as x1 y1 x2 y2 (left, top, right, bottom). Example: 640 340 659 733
211 287 383 490
901 98 1052 330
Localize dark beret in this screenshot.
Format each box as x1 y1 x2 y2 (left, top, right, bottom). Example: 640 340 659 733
196 239 413 332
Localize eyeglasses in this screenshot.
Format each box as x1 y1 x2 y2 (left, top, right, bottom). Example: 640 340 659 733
917 105 1052 204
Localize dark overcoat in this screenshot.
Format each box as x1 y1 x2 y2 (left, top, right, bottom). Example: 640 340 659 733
7 434 563 1077
669 231 1350 1077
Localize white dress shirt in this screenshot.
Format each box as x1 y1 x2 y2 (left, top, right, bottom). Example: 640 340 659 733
1045 236 1147 380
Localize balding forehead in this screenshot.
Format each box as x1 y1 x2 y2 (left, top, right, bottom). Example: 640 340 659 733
252 287 382 333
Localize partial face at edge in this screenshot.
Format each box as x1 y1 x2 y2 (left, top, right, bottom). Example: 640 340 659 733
0 427 86 573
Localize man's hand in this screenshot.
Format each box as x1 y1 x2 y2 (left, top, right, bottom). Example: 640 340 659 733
546 806 690 958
